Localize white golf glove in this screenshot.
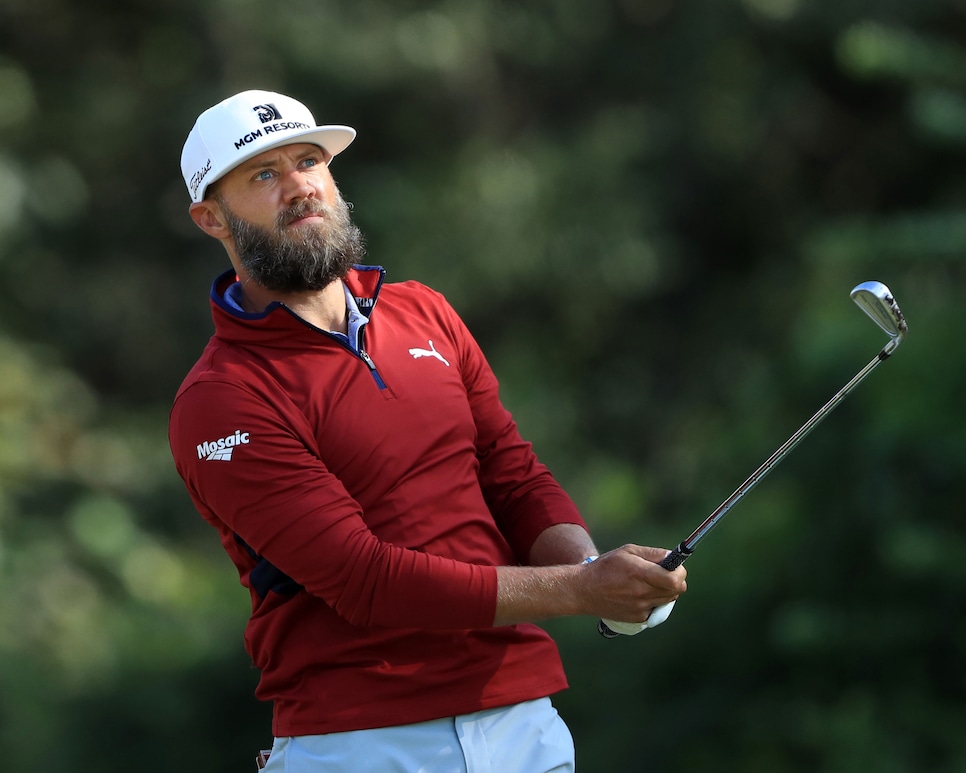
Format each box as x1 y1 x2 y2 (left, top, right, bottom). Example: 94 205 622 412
600 600 676 635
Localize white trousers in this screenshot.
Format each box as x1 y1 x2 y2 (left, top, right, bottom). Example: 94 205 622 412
262 697 575 773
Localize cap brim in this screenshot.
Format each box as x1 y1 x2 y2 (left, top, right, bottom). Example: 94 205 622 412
201 124 356 200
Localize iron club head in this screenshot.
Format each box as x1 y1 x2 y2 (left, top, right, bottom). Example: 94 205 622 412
850 281 908 356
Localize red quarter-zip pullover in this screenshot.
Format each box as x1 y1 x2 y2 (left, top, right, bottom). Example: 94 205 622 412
168 267 588 736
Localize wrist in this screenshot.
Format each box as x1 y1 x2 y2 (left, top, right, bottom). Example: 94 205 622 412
495 563 586 625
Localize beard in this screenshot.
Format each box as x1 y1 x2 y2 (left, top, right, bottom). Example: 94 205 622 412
217 192 366 293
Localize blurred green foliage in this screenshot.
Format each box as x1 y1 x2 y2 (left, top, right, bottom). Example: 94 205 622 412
1 0 963 770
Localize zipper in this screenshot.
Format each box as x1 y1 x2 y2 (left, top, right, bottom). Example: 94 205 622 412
358 347 388 390
355 326 388 390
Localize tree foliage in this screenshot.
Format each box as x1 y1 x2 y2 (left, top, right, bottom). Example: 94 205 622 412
1 1 963 770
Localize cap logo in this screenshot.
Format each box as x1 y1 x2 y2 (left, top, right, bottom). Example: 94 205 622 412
234 120 312 151
189 158 213 199
254 103 282 123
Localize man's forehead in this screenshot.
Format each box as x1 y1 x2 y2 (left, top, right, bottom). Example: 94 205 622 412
234 142 329 172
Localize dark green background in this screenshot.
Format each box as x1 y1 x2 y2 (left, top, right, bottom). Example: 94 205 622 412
1 1 962 770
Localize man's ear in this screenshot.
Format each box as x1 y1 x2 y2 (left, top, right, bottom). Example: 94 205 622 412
189 200 230 239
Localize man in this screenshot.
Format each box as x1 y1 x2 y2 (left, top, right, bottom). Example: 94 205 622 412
169 89 687 772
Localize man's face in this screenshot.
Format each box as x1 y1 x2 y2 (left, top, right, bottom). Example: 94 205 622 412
211 143 366 292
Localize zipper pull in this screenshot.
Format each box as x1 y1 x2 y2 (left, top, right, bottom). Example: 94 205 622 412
359 349 388 390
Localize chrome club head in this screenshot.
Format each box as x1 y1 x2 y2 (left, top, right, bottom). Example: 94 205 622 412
850 281 908 356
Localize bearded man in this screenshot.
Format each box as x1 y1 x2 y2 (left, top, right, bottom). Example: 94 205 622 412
169 90 686 773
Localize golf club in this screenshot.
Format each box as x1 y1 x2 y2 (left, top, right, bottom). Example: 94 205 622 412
598 280 908 638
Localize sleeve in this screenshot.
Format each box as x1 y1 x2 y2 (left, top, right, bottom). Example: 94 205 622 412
437 297 590 561
169 377 497 630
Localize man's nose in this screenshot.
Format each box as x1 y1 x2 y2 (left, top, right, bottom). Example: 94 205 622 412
281 169 316 202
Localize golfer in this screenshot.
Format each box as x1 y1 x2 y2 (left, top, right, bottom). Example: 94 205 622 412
168 89 687 773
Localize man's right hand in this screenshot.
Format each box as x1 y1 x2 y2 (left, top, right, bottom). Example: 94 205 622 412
577 545 686 625
493 544 686 627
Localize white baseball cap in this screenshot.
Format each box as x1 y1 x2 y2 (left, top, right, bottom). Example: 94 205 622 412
181 90 356 202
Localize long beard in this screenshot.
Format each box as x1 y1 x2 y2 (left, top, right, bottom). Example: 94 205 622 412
219 194 366 293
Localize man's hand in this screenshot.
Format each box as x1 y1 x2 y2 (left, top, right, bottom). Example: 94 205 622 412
576 546 686 624
493 544 686 627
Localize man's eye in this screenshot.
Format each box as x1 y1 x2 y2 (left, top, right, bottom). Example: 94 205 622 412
301 158 318 169
255 170 273 181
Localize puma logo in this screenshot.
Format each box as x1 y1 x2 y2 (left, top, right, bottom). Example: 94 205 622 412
408 340 450 367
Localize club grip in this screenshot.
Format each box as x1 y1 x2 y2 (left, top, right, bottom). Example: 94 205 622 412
658 543 692 571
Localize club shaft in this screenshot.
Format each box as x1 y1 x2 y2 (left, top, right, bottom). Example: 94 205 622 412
599 282 906 637
600 336 902 635
674 348 891 558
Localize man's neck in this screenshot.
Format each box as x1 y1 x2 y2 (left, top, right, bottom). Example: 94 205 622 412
239 277 349 334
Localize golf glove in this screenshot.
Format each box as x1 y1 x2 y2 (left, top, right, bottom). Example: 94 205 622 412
599 600 676 635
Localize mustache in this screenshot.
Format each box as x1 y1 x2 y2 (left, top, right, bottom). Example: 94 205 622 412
276 199 328 228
